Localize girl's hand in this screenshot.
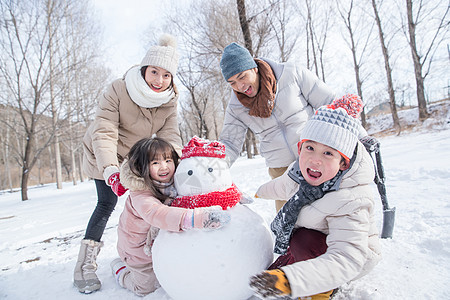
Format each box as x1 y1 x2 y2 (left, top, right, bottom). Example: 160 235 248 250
182 206 231 230
202 206 231 229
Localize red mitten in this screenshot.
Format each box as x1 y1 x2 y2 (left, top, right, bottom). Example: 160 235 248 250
108 172 128 197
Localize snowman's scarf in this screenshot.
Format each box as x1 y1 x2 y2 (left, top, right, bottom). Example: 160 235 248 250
271 155 354 255
171 184 241 210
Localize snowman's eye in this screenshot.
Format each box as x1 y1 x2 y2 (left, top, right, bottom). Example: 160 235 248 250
188 170 193 176
208 167 213 172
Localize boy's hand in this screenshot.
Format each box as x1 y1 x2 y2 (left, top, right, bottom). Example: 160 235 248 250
249 269 291 299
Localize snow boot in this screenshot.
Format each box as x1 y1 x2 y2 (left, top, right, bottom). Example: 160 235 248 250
73 239 103 293
110 257 127 286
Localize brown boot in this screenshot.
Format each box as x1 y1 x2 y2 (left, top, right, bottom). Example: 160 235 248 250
73 239 103 293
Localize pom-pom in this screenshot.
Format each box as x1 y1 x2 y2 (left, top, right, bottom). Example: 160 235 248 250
159 33 177 48
331 94 364 118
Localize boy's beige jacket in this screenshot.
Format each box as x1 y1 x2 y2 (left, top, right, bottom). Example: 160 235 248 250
82 71 182 180
256 142 382 297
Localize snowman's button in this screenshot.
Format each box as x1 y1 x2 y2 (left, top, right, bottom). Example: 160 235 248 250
188 170 193 176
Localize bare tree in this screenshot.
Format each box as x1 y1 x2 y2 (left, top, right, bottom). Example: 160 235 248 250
371 0 401 132
336 0 375 128
236 0 259 158
46 0 64 189
0 0 104 199
267 0 300 62
313 2 333 82
177 51 212 140
161 0 239 142
299 0 333 82
59 1 106 185
0 1 57 200
404 0 449 120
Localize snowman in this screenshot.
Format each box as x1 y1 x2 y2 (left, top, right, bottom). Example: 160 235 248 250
152 136 274 300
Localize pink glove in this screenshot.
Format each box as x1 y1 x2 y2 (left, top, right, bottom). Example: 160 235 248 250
182 206 231 230
108 172 128 197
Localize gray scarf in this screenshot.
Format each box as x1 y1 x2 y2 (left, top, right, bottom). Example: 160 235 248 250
153 178 177 204
270 151 356 255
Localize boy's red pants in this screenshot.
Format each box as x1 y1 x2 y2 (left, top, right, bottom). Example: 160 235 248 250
269 227 328 269
268 228 333 299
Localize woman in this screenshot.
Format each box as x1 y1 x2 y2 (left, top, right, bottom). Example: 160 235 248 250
73 33 182 294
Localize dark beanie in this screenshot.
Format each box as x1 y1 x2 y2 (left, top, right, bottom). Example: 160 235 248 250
220 43 257 81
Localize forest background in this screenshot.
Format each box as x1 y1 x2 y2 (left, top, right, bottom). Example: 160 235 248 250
0 0 448 200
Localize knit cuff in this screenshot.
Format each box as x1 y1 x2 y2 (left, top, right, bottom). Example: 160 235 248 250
103 166 120 184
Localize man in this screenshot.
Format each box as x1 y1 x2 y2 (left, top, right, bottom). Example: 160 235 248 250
219 42 335 211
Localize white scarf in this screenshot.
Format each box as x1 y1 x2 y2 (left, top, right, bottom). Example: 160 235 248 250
125 66 175 108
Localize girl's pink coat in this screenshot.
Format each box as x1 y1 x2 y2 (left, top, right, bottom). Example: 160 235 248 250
116 160 186 266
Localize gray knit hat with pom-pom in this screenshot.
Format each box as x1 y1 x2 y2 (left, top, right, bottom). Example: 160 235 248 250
140 33 179 76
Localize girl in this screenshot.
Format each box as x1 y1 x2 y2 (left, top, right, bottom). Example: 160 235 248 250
74 34 183 293
111 137 230 296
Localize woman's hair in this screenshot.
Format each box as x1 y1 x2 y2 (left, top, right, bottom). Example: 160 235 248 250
127 137 179 201
140 66 147 79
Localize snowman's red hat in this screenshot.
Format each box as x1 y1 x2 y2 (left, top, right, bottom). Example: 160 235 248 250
181 136 226 160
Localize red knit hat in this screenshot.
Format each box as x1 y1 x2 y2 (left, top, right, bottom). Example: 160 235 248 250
180 136 226 160
328 94 363 118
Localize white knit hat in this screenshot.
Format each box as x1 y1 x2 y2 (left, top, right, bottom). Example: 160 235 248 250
140 33 179 76
301 105 360 159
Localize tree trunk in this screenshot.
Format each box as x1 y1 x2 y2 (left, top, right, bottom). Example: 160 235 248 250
236 0 253 53
406 0 428 120
245 130 252 159
337 0 368 128
4 112 13 191
53 140 63 188
236 0 258 158
306 0 319 76
77 151 85 183
21 169 29 201
70 140 77 185
48 0 63 189
21 137 33 200
250 130 259 156
352 35 367 128
371 0 401 133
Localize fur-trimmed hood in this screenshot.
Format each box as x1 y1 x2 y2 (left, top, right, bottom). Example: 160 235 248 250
119 159 151 192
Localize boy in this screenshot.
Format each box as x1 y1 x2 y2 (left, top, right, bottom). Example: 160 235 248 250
250 103 382 299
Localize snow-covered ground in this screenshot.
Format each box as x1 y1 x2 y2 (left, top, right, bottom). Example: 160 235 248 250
1 106 450 299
